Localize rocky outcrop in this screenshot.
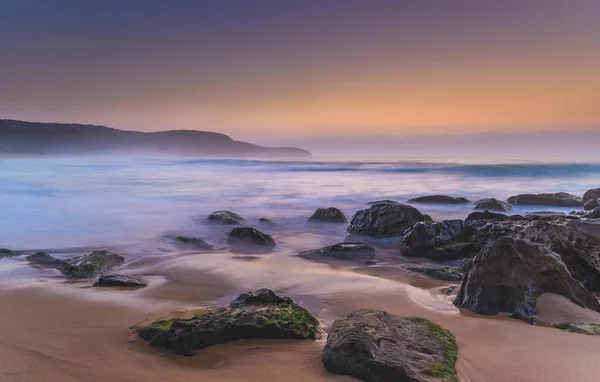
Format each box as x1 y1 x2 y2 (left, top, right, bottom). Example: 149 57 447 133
172 236 213 249
465 211 520 222
298 243 375 262
322 309 458 382
207 211 244 225
399 220 472 260
404 263 464 281
473 198 512 211
584 198 600 211
227 227 276 247
408 195 471 204
506 192 583 207
138 288 320 356
59 250 125 279
582 206 600 219
93 274 148 287
26 252 65 266
307 207 347 223
347 202 433 238
555 323 600 336
454 237 600 323
0 248 17 259
583 188 600 203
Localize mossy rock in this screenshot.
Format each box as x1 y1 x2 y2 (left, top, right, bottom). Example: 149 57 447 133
323 310 458 382
138 288 320 356
555 322 600 336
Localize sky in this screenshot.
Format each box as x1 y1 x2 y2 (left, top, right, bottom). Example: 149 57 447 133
1 0 600 140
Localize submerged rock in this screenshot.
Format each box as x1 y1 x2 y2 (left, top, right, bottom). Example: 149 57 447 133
583 188 600 203
582 206 600 219
322 309 458 382
584 198 600 211
473 198 512 212
555 322 600 336
454 237 600 323
506 192 583 207
26 252 65 266
0 248 18 259
408 195 471 204
258 218 283 228
298 243 375 262
207 211 244 225
307 207 347 223
399 220 472 260
59 250 125 279
93 274 148 287
347 202 433 238
138 288 320 356
404 263 464 281
227 227 276 247
172 236 213 249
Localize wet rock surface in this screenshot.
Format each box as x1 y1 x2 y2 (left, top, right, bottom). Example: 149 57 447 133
26 252 66 266
172 236 213 249
322 309 458 382
227 227 276 247
506 192 583 207
93 274 148 287
582 206 600 219
583 188 600 203
298 242 375 262
473 198 513 211
0 248 18 259
399 220 472 260
59 250 125 279
584 198 600 211
404 263 464 281
207 211 244 225
307 207 347 223
408 195 471 204
348 202 433 238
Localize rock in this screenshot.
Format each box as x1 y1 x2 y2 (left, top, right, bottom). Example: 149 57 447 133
258 218 283 228
227 227 276 247
0 248 18 259
408 195 471 204
322 310 458 382
347 202 433 238
442 285 457 295
298 243 375 262
399 220 472 260
582 206 600 219
93 274 148 287
584 198 600 211
454 237 600 323
59 250 125 279
207 211 244 225
26 252 65 266
555 322 600 336
583 188 600 203
138 288 320 356
506 192 583 207
172 236 213 249
570 210 587 216
367 200 400 205
465 211 520 222
404 263 464 281
473 198 512 211
307 207 347 223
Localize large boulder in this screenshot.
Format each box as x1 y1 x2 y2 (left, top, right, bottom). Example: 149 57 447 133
583 188 600 203
59 250 125 279
582 206 600 219
584 198 600 211
465 211 520 222
26 252 66 266
322 309 458 382
298 243 375 263
138 288 320 356
454 237 600 323
404 263 464 281
307 207 347 223
347 202 433 238
506 192 583 207
227 227 276 247
207 211 244 225
473 198 512 212
93 274 148 287
399 220 472 260
408 195 470 204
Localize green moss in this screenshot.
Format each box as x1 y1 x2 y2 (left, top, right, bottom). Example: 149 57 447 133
556 323 600 336
261 304 320 337
154 318 177 331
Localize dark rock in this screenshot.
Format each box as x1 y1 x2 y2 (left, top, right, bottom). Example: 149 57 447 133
258 218 283 228
555 323 600 336
59 250 125 279
442 285 457 295
584 198 600 211
506 192 583 207
582 206 600 219
138 288 320 356
408 195 471 204
173 236 213 249
583 188 600 203
465 210 520 222
454 237 600 323
0 248 18 259
404 263 464 281
298 243 375 262
227 227 276 247
570 210 587 216
93 274 148 287
322 309 458 382
473 198 512 212
367 200 400 205
307 207 347 224
207 211 244 225
347 202 433 238
399 220 472 260
26 252 65 266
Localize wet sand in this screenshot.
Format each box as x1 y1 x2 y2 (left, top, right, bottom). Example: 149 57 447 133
2 241 600 381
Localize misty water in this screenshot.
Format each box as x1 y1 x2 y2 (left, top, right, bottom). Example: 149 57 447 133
2 157 599 250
